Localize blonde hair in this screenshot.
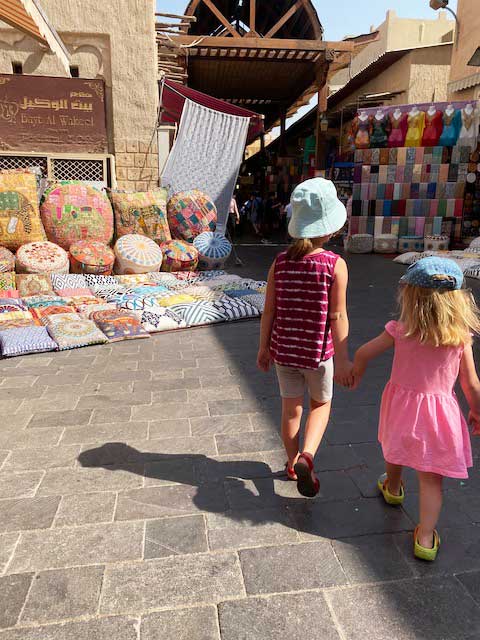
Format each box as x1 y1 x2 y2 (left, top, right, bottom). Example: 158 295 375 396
399 284 480 347
287 236 331 260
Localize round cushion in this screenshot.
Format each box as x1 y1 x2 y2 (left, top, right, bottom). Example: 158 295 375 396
69 240 115 275
346 234 373 254
16 241 69 274
424 235 449 252
193 232 232 270
398 236 424 254
0 247 15 273
160 239 199 272
374 234 398 254
40 182 114 250
167 190 217 243
114 234 163 275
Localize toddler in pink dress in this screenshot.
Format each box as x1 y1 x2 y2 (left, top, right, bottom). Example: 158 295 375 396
352 257 480 562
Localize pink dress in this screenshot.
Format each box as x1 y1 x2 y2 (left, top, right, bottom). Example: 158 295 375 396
379 321 473 479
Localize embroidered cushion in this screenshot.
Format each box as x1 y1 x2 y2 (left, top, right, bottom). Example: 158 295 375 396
241 293 265 313
212 295 260 320
0 298 28 313
115 274 159 286
69 240 115 275
193 232 232 270
204 274 243 289
91 309 150 342
84 274 118 288
54 287 93 298
64 295 101 308
32 305 76 324
393 252 421 266
346 234 374 254
77 303 118 318
40 182 113 250
0 247 15 273
374 234 398 254
0 272 15 291
167 190 217 242
115 295 159 311
169 300 226 326
16 241 69 274
1 289 19 299
0 326 57 357
0 170 47 250
46 312 108 350
154 293 196 307
134 308 186 333
24 295 62 309
160 240 198 272
0 310 34 329
16 274 53 298
114 234 163 275
109 189 171 243
424 235 450 252
51 274 88 290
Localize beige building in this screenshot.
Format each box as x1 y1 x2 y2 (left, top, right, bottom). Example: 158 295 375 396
0 0 159 190
447 0 480 99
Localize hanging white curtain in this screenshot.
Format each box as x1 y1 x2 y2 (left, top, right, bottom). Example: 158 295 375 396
161 98 250 234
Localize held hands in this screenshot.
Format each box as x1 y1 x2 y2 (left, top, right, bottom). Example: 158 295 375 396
334 359 354 388
468 411 480 436
257 347 271 373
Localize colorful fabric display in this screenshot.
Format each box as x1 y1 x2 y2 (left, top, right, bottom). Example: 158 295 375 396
53 288 92 298
16 274 53 298
77 303 118 318
69 241 115 275
422 110 443 146
32 305 76 324
0 298 27 313
193 232 232 271
212 295 260 320
0 326 57 357
167 190 217 243
109 189 171 243
16 241 69 274
25 296 67 309
116 295 159 312
160 240 199 272
398 236 424 253
91 309 150 342
154 293 196 307
0 247 15 273
0 170 46 250
40 182 114 250
45 313 108 350
388 112 408 148
0 311 34 329
114 234 163 275
439 109 461 146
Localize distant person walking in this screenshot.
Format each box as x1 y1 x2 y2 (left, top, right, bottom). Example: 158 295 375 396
257 178 351 498
227 195 240 242
352 257 480 562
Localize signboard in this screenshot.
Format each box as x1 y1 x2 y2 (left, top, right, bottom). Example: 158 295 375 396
0 75 108 153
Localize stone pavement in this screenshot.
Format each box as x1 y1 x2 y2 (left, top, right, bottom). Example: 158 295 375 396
1 246 480 640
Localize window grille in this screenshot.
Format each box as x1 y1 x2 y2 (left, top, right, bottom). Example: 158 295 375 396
51 158 105 182
0 155 48 177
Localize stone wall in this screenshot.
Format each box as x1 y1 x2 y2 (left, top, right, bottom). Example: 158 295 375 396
448 0 480 100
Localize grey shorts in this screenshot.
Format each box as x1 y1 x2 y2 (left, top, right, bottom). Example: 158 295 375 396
275 359 334 403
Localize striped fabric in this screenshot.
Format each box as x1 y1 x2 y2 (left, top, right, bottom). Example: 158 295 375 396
270 250 338 370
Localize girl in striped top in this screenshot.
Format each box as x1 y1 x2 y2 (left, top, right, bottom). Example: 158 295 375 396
257 178 353 497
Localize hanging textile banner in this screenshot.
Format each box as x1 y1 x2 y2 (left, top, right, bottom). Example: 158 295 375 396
161 98 250 233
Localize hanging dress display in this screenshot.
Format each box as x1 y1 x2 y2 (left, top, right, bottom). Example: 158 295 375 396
388 112 408 148
456 106 479 151
370 113 390 148
422 110 443 147
351 114 371 149
405 110 426 147
439 109 461 146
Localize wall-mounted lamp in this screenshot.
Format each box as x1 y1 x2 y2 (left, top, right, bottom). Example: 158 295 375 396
320 116 329 132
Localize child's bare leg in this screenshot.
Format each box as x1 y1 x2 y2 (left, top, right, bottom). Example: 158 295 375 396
385 461 403 496
417 471 443 548
302 399 332 457
281 397 303 467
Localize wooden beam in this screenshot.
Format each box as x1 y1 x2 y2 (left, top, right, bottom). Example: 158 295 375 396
200 0 241 38
170 34 354 53
250 0 256 32
265 0 303 39
299 0 322 39
155 12 196 21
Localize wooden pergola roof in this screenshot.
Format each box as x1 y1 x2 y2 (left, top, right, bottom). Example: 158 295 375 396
158 1 353 131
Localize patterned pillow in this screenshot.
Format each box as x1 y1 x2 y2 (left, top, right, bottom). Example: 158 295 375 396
169 300 226 326
116 295 159 311
0 272 15 291
88 286 127 302
393 252 421 266
51 274 88 290
45 313 109 350
23 295 62 308
69 240 115 275
54 287 93 297
64 295 102 308
173 271 200 283
180 285 223 302
212 295 260 320
0 298 27 313
167 190 217 242
242 293 265 313
145 272 179 287
196 270 226 281
32 305 76 325
0 310 35 329
84 274 118 288
123 285 170 297
465 267 480 280
16 241 69 274
134 308 186 333
114 234 163 275
204 274 243 289
0 170 47 250
40 182 113 250
223 289 256 299
77 303 118 318
1 289 19 299
160 240 198 272
91 309 150 342
0 247 15 273
16 274 53 298
193 232 232 270
154 293 196 308
109 189 171 243
0 326 57 357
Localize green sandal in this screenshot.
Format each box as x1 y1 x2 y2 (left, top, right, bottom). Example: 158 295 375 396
377 473 405 505
414 526 440 561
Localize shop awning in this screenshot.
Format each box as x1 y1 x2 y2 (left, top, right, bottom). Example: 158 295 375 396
0 0 70 74
159 78 264 144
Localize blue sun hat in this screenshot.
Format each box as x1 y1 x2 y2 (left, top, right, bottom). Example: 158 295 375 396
400 256 463 290
288 178 347 239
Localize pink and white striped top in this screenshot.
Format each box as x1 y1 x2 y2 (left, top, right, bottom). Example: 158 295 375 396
270 249 339 369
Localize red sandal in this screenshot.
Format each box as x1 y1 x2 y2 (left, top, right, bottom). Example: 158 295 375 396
294 452 320 497
285 462 297 481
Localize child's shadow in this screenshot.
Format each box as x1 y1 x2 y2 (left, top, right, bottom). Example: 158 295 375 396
78 442 300 527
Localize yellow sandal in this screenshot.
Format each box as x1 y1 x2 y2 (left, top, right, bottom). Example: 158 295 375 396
413 526 440 561
377 473 405 505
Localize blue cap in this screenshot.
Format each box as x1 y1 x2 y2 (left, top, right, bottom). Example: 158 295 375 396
400 256 463 290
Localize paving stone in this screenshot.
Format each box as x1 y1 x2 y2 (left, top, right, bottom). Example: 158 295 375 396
18 396 79 413
0 533 19 573
0 376 37 388
144 515 208 559
457 571 480 604
0 496 60 533
8 521 143 573
132 402 208 421
456 493 480 522
61 421 148 445
20 565 104 624
239 540 346 594
54 492 117 527
146 377 200 392
218 591 340 640
148 419 190 440
0 573 33 628
143 457 205 487
86 370 152 384
90 381 134 394
0 615 139 639
27 410 92 430
326 576 480 640
2 445 81 472
0 397 28 414
76 392 151 410
91 406 132 424
0 450 9 469
38 467 143 496
262 445 360 475
141 606 220 640
201 453 271 483
188 387 242 403
115 483 226 521
17 355 53 367
33 373 87 387
1 414 32 429
401 492 473 529
326 407 379 444
216 432 282 455
208 399 263 416
143 390 188 406
101 552 244 613
0 386 45 401
198 372 241 389
0 428 62 450
0 471 43 499
190 414 252 437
